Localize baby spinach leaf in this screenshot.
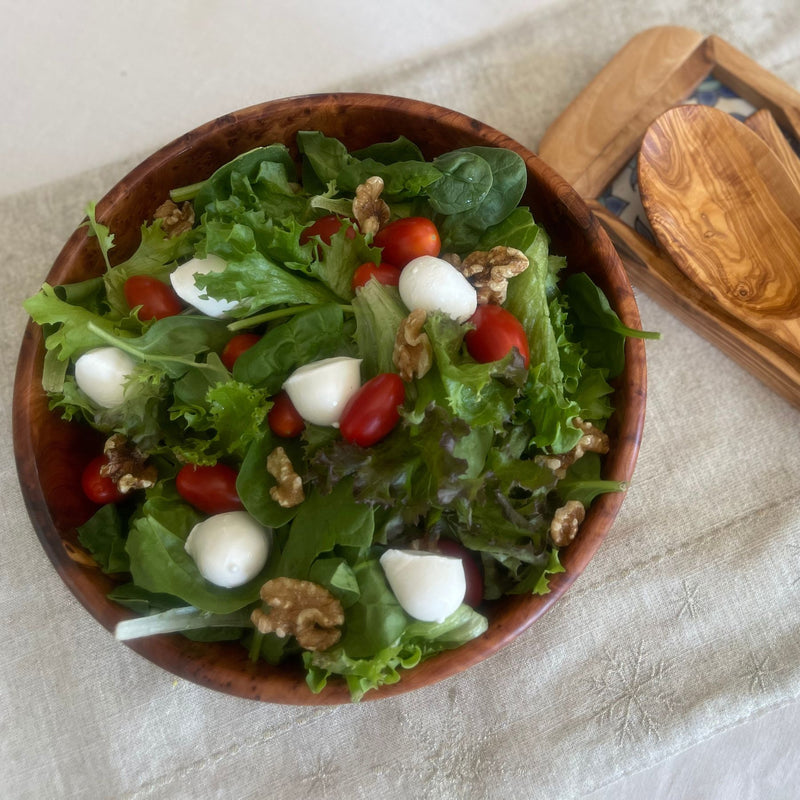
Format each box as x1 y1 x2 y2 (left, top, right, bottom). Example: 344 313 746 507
275 481 374 580
352 137 425 163
237 433 303 528
339 559 409 658
232 303 346 391
76 503 130 574
438 146 527 252
194 145 297 213
126 505 269 614
428 150 493 214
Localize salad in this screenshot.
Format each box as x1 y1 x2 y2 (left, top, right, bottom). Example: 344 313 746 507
24 131 656 701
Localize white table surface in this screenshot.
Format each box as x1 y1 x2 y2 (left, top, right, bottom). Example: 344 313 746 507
3 2 799 798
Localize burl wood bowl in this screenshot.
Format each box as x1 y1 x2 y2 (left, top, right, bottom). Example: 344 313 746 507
13 93 647 704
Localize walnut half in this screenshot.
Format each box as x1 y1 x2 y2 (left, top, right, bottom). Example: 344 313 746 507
393 308 433 381
267 447 305 508
550 500 586 547
154 199 195 238
101 434 157 493
352 176 390 236
534 418 610 480
457 245 529 305
251 577 344 651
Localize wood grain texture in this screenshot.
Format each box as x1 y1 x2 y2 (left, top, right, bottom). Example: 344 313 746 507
708 35 800 140
13 93 646 705
744 108 800 193
539 25 709 197
639 104 800 357
589 201 800 409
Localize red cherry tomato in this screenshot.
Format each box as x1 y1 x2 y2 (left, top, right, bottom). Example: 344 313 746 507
464 304 530 368
339 373 405 447
81 455 125 504
124 275 183 320
299 215 356 246
435 539 484 607
268 391 305 438
373 217 440 268
221 333 261 371
351 261 402 290
175 463 244 515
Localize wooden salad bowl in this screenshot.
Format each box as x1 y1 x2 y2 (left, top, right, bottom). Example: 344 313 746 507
13 93 647 704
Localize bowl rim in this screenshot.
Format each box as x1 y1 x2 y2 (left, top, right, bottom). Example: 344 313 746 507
13 92 647 704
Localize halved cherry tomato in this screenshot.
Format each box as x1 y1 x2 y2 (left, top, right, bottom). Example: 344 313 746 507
464 304 530 368
435 538 484 607
339 373 405 447
175 463 244 515
81 455 125 504
268 391 305 438
373 217 440 268
351 261 402 290
299 215 356 246
124 275 183 320
221 333 261 371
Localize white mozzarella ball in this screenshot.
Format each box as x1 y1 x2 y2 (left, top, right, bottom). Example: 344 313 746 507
170 253 240 318
74 346 136 408
379 549 466 623
282 356 362 427
398 255 478 323
184 511 271 589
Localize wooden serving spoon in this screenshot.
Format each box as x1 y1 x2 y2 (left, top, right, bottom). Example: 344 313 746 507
638 103 800 358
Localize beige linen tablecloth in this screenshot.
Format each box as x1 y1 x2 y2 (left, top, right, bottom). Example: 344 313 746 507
2 2 800 798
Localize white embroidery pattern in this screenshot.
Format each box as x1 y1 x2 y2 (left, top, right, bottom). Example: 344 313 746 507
677 580 701 619
590 641 677 744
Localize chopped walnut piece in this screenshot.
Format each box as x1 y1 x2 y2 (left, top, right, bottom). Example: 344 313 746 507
457 246 529 305
100 434 157 493
352 176 390 235
153 199 195 238
393 308 433 381
267 446 305 508
534 417 610 479
63 540 99 568
550 500 586 547
251 577 344 651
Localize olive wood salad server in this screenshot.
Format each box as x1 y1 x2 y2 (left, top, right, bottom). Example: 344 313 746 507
638 103 800 358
